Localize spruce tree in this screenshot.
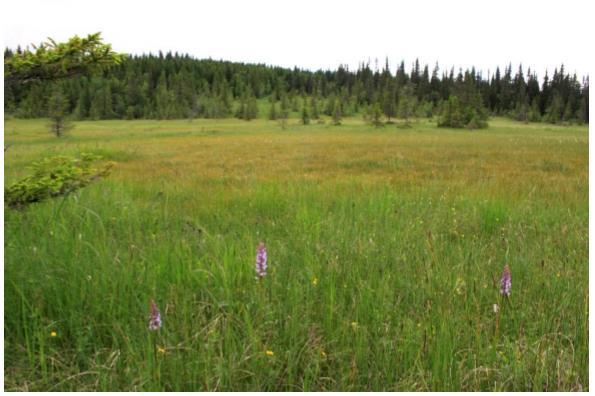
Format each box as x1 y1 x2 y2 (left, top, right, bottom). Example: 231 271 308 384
280 94 290 119
581 77 589 124
301 101 310 125
74 82 91 119
155 72 174 119
310 96 320 119
514 83 529 122
291 95 299 112
370 102 384 127
332 99 342 125
235 97 247 119
563 100 574 123
545 94 563 124
269 101 278 120
382 84 397 122
528 98 541 122
515 95 529 122
437 96 463 128
246 95 259 120
18 83 47 118
324 95 335 116
278 95 289 129
397 84 417 125
418 101 434 118
47 85 73 137
89 81 114 120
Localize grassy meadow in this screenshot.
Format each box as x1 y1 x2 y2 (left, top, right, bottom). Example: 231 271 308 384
3 116 588 391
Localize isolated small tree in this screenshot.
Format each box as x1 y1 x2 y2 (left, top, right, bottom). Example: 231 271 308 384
437 90 488 129
301 101 310 125
187 95 200 121
528 98 541 122
269 101 278 120
89 81 115 119
514 94 529 122
515 101 529 123
370 102 384 127
310 96 320 119
235 98 247 119
338 91 351 116
577 96 588 125
246 96 259 120
437 96 463 128
324 95 336 116
562 100 574 123
235 91 258 121
47 85 73 137
278 98 289 129
382 87 397 121
218 87 234 117
397 84 417 125
74 87 90 119
418 101 434 118
332 99 342 125
291 95 299 112
280 94 290 118
545 94 563 124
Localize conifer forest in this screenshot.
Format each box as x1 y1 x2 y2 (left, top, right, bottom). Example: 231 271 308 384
4 50 589 126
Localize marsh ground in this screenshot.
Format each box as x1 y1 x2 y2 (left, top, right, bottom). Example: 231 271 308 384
3 117 588 391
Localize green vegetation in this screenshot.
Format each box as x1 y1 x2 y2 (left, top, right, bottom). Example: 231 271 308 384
4 116 588 391
4 45 589 127
5 153 114 209
47 85 73 137
4 33 122 84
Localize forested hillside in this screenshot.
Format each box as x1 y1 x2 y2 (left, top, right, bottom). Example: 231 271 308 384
4 50 589 124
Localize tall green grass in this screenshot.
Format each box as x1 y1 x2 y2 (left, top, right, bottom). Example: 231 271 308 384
4 117 588 391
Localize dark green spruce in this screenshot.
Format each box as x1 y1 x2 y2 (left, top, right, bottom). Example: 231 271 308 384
3 49 589 126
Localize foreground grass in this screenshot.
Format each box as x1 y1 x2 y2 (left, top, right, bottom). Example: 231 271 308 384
4 117 588 391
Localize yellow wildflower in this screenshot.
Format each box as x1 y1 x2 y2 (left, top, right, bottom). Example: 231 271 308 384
320 350 327 358
157 346 166 354
265 350 274 357
312 277 318 286
351 321 358 330
50 331 57 337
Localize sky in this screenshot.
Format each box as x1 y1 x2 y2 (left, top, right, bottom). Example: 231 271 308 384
2 0 592 80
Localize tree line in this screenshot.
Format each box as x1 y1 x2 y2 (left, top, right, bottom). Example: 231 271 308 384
4 49 589 127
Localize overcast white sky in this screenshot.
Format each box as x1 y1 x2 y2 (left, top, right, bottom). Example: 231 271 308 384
2 0 592 80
